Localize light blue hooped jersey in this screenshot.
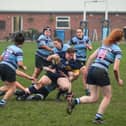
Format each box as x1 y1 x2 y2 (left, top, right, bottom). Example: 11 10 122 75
1 44 23 70
69 35 91 61
92 43 122 71
36 34 54 58
52 44 70 58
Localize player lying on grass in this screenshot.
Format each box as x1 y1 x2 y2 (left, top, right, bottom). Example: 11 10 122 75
15 48 80 102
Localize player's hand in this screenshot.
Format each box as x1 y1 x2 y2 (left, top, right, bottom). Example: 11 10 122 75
118 79 123 86
24 88 30 94
86 44 92 51
23 66 27 70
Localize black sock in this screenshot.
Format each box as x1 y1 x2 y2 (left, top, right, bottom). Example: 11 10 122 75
56 89 68 99
38 87 50 99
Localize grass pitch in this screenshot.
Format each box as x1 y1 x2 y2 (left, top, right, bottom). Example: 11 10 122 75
0 41 126 126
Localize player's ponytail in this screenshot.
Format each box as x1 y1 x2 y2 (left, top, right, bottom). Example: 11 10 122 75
104 28 123 45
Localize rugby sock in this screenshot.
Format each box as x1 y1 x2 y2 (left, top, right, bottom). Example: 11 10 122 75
0 99 6 106
74 98 80 104
56 89 68 99
95 113 103 119
1 99 6 103
38 87 50 99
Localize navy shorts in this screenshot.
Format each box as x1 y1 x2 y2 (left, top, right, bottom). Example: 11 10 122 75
86 66 110 86
46 71 65 86
77 60 86 69
0 63 16 82
35 55 51 69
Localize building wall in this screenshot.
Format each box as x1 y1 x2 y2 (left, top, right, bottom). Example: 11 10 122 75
0 12 126 41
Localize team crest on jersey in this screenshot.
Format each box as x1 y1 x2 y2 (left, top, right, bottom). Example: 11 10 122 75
65 61 69 64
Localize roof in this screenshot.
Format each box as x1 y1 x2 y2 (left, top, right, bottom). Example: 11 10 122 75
0 0 126 13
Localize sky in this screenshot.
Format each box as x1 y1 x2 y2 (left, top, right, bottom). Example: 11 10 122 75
0 0 125 12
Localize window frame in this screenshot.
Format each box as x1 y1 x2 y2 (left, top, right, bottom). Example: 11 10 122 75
56 16 70 29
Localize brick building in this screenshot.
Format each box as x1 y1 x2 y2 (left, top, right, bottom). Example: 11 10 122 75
0 0 126 41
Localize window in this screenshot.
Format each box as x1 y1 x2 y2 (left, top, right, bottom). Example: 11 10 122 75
0 21 6 30
56 16 70 29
